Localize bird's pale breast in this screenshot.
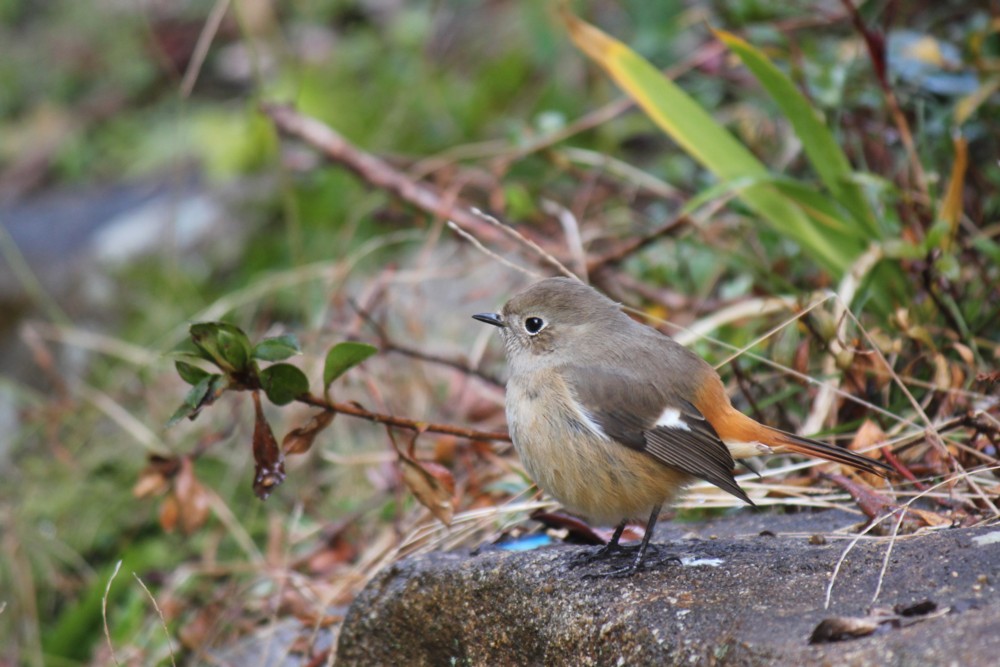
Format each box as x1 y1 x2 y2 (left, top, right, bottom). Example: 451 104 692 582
505 368 692 525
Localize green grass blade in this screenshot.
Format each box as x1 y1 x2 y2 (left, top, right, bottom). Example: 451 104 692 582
714 29 878 238
560 8 854 275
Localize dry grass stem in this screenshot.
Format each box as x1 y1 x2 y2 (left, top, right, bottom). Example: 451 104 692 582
446 221 542 279
180 0 231 97
803 244 882 435
83 386 164 453
102 560 123 667
132 572 178 667
541 199 588 281
470 208 580 280
29 322 160 367
824 465 1000 609
870 509 906 606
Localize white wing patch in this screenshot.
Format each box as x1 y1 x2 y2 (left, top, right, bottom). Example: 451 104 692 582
576 406 610 440
655 406 691 431
565 395 610 441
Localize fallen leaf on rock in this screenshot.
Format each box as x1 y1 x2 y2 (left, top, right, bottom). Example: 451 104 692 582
809 615 887 643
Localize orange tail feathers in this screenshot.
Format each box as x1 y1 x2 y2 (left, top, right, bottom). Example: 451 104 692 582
719 409 893 477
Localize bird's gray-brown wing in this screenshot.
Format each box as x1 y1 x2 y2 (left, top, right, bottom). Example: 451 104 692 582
562 365 752 505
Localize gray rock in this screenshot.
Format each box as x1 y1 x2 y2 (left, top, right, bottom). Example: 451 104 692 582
336 510 1000 666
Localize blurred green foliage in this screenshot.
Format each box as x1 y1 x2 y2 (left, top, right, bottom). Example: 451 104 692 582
2 0 998 664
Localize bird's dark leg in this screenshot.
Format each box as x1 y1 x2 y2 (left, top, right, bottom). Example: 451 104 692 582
596 520 630 557
568 519 630 569
585 505 677 578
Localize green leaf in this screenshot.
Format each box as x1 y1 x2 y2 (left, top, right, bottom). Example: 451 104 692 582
166 373 227 427
190 322 252 374
323 342 378 389
560 9 856 276
714 29 878 238
259 363 310 406
770 180 857 236
252 334 302 362
175 360 210 386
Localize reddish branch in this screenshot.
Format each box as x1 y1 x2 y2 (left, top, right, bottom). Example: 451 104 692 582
348 297 504 387
299 393 510 443
586 214 691 274
261 102 508 245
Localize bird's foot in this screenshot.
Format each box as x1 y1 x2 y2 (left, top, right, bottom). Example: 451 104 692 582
575 545 681 578
568 541 639 569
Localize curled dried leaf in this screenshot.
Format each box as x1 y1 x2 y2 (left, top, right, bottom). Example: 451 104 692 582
175 457 211 534
909 508 953 528
809 615 883 643
159 494 180 533
133 468 170 499
283 410 336 455
421 461 456 497
952 342 974 366
399 455 454 526
252 391 286 500
933 353 951 391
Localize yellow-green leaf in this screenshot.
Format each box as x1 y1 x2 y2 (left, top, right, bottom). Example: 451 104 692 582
559 7 854 276
714 29 878 238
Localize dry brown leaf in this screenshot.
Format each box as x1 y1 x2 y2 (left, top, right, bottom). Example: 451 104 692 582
933 353 951 391
159 494 179 533
399 455 454 526
174 457 211 534
848 419 889 487
252 391 286 499
282 410 335 455
809 615 882 643
850 419 887 452
178 606 217 651
132 467 170 499
909 508 952 528
793 339 811 376
432 435 459 466
952 342 975 365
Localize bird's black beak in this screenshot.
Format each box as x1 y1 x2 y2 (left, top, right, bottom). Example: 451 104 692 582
472 312 504 328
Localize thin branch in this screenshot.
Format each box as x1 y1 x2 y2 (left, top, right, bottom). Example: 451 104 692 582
298 393 510 442
586 214 692 274
180 0 231 97
348 297 504 387
261 103 508 245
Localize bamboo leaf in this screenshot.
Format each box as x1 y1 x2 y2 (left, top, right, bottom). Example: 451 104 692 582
559 7 854 276
714 29 878 238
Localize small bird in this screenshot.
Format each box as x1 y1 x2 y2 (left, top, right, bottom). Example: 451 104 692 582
474 277 891 575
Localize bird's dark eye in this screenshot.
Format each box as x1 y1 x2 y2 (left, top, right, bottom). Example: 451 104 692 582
524 317 545 334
